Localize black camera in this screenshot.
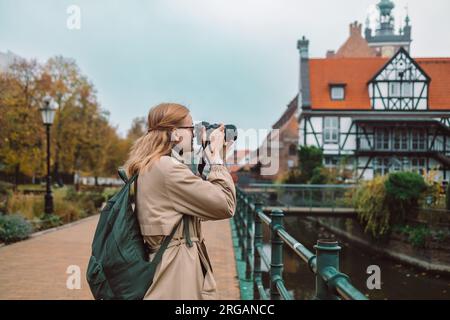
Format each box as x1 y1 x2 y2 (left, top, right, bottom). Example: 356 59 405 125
194 121 238 147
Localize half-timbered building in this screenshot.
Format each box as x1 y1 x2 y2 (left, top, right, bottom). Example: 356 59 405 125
297 43 450 180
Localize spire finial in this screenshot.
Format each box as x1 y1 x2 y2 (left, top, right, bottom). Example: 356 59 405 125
405 4 410 26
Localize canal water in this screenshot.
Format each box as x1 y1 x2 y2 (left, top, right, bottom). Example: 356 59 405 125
261 215 450 300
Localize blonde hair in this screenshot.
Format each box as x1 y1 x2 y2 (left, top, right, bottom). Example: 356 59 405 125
124 103 190 177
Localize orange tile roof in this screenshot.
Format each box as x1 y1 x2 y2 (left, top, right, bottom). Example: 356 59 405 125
272 95 298 129
309 57 450 110
416 58 450 109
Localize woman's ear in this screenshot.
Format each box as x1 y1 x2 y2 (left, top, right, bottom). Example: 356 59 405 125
171 129 182 143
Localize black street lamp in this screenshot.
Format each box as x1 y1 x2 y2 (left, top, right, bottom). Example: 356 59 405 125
40 95 57 216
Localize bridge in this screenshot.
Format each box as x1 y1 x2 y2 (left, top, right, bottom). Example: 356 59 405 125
243 183 357 217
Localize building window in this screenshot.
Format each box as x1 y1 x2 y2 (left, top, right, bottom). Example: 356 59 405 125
374 157 390 176
289 144 297 156
389 83 400 96
330 85 345 100
412 129 426 150
287 160 294 168
390 157 404 172
324 117 339 144
324 156 339 168
375 128 390 150
402 82 413 97
411 158 426 174
393 129 408 150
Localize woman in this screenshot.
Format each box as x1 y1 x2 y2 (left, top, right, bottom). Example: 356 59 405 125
123 102 236 300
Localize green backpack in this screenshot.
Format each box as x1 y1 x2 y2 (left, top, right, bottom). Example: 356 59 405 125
86 168 186 300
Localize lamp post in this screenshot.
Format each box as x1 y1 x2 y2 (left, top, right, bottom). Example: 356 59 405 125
40 95 57 216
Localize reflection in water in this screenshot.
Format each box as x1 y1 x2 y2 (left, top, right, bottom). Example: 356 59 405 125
259 216 450 300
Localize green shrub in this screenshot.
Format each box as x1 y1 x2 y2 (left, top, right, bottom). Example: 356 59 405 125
6 193 44 219
282 169 302 184
102 187 119 202
38 214 63 230
0 213 33 244
64 186 80 202
433 229 449 243
0 181 13 212
85 192 105 208
3 185 104 236
353 176 391 239
394 225 431 248
65 187 104 213
385 172 427 223
7 191 86 223
446 184 450 210
0 181 13 194
310 167 329 185
298 146 323 183
53 199 84 223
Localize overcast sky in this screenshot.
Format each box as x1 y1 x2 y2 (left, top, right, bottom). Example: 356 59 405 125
1 0 449 149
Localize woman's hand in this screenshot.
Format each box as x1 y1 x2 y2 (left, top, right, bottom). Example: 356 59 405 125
202 124 225 164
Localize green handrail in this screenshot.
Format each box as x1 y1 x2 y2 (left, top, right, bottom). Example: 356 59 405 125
233 187 368 300
246 183 356 211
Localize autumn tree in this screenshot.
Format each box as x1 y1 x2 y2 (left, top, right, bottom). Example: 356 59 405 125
0 55 131 187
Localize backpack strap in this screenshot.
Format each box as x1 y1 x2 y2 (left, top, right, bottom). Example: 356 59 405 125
118 168 128 183
183 215 193 247
147 217 183 282
134 178 138 215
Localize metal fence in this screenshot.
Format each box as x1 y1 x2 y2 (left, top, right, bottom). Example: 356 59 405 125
233 187 368 300
245 183 356 209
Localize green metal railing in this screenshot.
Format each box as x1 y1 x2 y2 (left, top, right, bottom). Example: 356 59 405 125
247 183 356 210
233 187 368 300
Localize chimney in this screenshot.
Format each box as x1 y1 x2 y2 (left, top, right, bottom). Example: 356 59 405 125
297 36 309 59
326 50 336 58
297 36 311 110
350 21 362 37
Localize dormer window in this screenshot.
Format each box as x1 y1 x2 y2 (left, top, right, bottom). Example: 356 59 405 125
330 84 346 101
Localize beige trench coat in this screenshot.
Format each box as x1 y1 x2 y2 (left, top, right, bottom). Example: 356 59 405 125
136 151 236 300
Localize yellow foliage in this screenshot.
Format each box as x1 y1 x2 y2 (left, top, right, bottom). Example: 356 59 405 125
353 175 391 238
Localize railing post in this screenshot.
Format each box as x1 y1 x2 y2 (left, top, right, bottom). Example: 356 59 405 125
235 191 243 250
314 240 341 300
253 202 263 299
270 209 284 300
241 194 247 261
245 196 254 281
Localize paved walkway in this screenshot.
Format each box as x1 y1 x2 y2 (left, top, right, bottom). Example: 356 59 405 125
0 215 240 300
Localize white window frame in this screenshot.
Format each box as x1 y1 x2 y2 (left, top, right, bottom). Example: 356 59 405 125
389 82 400 96
375 128 391 150
323 117 339 144
374 157 390 176
393 129 409 151
330 86 345 101
324 156 339 168
412 129 426 151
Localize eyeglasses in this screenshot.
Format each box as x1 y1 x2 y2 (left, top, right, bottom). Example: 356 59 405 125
176 126 195 135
